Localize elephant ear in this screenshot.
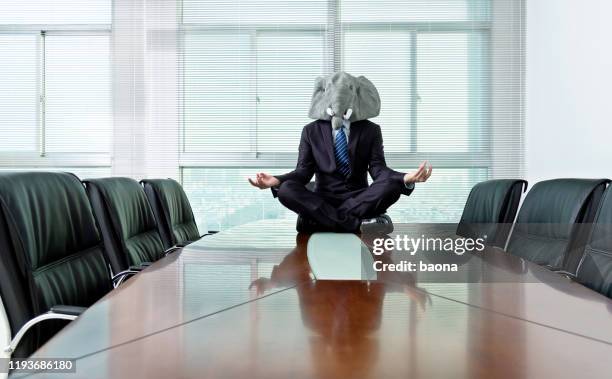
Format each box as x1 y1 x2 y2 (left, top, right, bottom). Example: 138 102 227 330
308 76 330 120
353 76 380 121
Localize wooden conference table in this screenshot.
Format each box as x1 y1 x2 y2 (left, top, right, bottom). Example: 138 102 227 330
15 220 612 378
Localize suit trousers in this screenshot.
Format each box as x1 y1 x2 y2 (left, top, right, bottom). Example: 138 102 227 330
276 178 405 232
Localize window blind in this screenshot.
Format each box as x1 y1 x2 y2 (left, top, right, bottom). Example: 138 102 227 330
180 0 524 229
181 7 328 155
45 34 111 153
182 0 327 25
0 35 38 152
0 0 111 25
183 33 254 153
343 30 413 153
0 0 112 179
0 0 524 231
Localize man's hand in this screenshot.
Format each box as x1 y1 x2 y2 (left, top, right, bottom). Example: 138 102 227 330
404 161 433 184
248 172 281 189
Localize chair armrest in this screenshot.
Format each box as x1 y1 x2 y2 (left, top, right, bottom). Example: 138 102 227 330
49 305 86 317
554 270 577 280
111 269 139 282
111 269 140 288
546 263 577 280
4 306 82 354
164 246 182 256
127 262 153 272
112 263 152 287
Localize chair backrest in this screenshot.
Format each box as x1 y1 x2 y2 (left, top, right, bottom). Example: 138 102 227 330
141 179 200 249
506 178 608 269
0 172 111 356
576 187 612 298
457 179 527 248
84 177 165 273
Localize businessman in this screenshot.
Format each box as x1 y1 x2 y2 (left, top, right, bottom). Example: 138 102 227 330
248 72 432 233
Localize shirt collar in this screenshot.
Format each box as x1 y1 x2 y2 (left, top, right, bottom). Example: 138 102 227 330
342 119 351 132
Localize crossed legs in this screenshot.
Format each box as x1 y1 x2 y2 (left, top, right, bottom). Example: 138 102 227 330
277 179 404 232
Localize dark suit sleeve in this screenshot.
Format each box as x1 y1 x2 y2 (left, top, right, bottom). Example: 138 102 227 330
368 124 413 196
274 125 315 185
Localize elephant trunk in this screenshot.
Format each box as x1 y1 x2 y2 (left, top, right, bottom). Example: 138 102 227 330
332 115 343 130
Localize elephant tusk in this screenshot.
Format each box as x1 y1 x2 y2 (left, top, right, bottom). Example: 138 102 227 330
344 108 353 120
326 107 334 117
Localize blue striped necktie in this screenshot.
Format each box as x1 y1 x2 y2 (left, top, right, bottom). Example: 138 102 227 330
334 126 351 177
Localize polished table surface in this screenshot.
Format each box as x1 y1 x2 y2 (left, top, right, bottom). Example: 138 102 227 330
17 220 612 378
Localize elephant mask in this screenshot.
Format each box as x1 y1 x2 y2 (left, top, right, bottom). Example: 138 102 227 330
308 71 381 130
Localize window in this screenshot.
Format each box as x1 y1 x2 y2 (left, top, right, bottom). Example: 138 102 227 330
0 35 38 152
183 33 253 154
0 0 111 25
0 1 112 179
182 30 326 155
0 167 111 179
180 0 524 231
182 167 295 232
182 0 327 25
343 30 413 152
44 35 111 154
255 31 326 153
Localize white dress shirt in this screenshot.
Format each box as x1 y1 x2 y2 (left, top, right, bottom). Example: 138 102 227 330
332 119 351 144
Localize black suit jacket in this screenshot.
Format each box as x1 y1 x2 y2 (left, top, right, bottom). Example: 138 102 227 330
275 119 412 196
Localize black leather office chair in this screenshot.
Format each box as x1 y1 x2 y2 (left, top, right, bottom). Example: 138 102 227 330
574 187 612 298
456 179 527 248
506 178 608 270
84 178 170 280
141 179 202 249
0 172 112 357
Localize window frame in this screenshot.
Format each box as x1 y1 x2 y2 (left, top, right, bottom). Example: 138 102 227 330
178 2 494 175
179 23 330 169
0 23 112 171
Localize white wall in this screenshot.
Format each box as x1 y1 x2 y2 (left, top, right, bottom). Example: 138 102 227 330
526 0 612 183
